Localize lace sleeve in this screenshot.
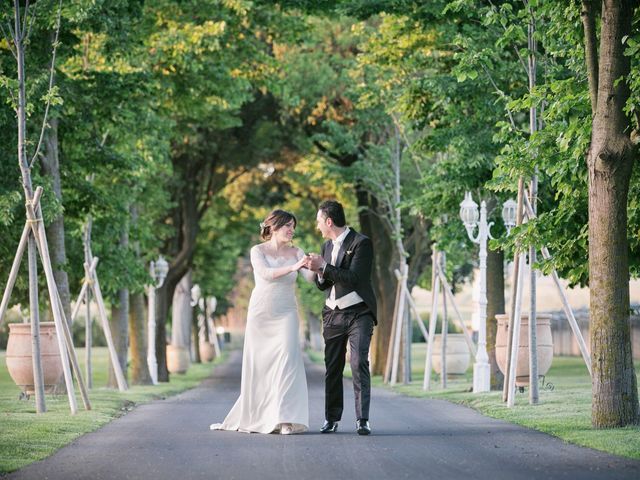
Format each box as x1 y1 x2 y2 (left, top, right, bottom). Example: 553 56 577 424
251 246 276 281
296 248 316 283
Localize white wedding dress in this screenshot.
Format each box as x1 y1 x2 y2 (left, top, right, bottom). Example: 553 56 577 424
210 246 314 434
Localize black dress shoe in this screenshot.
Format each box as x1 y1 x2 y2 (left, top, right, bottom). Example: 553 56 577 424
320 420 338 433
356 419 371 435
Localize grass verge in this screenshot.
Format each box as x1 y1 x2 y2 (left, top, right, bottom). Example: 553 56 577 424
307 344 640 460
0 347 225 474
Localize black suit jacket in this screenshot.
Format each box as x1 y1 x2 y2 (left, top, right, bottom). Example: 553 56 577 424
315 229 377 323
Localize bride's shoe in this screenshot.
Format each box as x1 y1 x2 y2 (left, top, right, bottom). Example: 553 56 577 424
280 423 294 435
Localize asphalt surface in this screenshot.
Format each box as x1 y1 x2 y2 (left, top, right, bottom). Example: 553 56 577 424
6 349 640 480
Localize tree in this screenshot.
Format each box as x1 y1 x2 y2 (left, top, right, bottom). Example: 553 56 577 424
447 0 639 415
271 14 430 375
582 0 639 428
0 0 65 317
58 1 173 388
459 0 640 419
142 1 311 381
347 4 512 382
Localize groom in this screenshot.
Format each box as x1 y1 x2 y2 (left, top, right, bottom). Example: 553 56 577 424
306 200 377 436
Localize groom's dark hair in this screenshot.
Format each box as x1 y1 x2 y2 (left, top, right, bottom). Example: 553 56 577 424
318 200 346 227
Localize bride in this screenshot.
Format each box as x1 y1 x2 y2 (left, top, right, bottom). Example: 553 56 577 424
210 209 315 434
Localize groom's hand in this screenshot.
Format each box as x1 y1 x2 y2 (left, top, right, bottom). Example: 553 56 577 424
307 253 325 273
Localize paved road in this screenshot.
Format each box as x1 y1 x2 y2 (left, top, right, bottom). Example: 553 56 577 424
6 350 640 480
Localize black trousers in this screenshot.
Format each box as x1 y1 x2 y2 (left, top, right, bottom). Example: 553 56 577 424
322 303 375 422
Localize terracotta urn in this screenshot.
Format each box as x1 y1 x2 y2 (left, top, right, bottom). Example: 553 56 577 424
5 322 63 395
199 341 215 362
495 313 553 387
167 344 190 374
431 333 471 376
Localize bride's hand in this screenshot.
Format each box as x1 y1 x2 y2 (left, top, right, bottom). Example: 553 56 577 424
290 256 308 272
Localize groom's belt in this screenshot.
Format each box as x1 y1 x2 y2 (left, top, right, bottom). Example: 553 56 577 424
325 291 364 310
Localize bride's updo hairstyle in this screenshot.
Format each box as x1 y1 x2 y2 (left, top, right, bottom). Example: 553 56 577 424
260 209 297 241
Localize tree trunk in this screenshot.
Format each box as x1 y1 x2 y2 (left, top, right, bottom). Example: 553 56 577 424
156 264 191 382
356 189 398 376
156 281 171 382
172 271 193 348
108 289 129 388
108 227 130 388
40 117 70 395
486 246 505 390
156 154 201 379
587 0 639 428
129 291 152 385
326 142 431 377
128 205 152 385
192 311 202 364
40 117 72 324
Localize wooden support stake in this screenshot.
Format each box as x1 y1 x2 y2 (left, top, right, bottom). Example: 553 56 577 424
70 280 89 323
384 274 403 384
395 270 429 342
53 287 91 410
403 274 412 385
0 224 29 328
70 257 99 323
441 253 448 389
28 195 91 411
25 188 77 414
547 266 591 374
0 187 43 327
528 245 539 404
507 254 526 407
83 218 94 387
28 230 46 413
86 282 92 389
424 250 440 391
521 194 592 375
0 189 45 409
391 264 408 385
503 177 526 402
90 270 128 392
436 268 477 358
407 293 429 343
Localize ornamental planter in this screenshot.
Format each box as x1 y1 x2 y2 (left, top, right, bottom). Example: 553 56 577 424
199 341 215 362
495 313 553 387
431 333 471 376
5 322 63 395
167 344 190 374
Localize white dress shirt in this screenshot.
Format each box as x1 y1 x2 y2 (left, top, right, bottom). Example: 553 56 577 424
321 228 364 310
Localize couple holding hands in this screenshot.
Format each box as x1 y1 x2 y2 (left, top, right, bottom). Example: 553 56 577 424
210 200 377 436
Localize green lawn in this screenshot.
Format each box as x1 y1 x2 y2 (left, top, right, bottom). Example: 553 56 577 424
308 344 640 460
0 347 224 474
